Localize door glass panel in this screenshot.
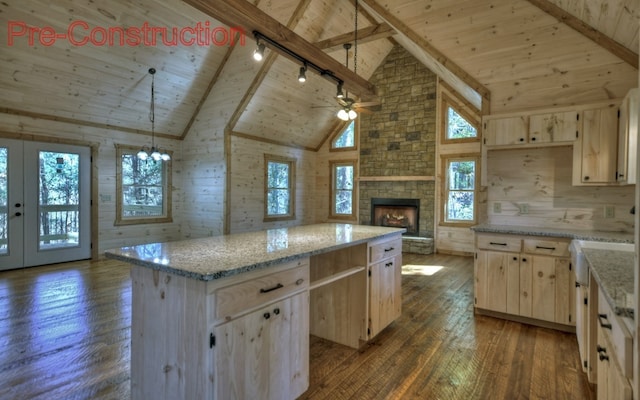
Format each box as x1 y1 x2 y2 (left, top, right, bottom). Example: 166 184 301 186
0 148 7 255
38 151 80 250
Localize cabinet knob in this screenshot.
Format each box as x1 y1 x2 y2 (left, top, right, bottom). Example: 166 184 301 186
513 257 517 261
599 354 609 362
15 212 22 217
519 138 524 142
531 137 536 141
596 345 606 354
521 258 527 262
263 312 271 320
15 203 21 208
273 308 280 315
584 176 590 181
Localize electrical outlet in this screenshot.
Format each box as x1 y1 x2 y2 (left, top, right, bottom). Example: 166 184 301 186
519 203 529 214
604 205 615 219
493 202 502 213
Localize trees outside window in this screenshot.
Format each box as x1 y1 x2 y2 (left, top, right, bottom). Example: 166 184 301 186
330 160 356 220
116 145 172 225
447 106 477 139
264 155 296 221
331 120 356 150
443 156 477 225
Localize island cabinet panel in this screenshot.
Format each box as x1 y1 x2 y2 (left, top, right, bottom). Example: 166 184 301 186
214 292 309 400
309 244 368 348
368 253 402 338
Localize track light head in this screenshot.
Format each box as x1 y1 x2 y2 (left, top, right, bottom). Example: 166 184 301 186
298 65 307 83
336 82 344 98
253 42 265 61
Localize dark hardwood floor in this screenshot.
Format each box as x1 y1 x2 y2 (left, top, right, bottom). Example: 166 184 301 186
0 253 595 399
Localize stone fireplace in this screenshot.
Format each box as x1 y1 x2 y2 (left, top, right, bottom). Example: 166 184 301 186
371 198 420 236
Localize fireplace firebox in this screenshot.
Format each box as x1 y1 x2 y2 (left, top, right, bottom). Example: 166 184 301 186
371 198 420 236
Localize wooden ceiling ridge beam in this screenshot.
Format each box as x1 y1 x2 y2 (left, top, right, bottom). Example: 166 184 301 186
182 0 376 98
358 0 491 114
524 0 638 69
225 0 313 133
314 23 395 51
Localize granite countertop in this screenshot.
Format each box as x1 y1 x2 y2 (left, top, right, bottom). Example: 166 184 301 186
471 223 634 243
583 248 635 319
105 223 404 281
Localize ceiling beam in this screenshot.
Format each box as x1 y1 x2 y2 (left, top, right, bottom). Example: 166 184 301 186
524 0 638 69
182 0 377 98
315 23 395 52
358 0 490 114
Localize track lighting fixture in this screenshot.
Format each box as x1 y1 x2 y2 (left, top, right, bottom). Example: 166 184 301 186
298 64 307 83
253 40 265 61
336 82 344 99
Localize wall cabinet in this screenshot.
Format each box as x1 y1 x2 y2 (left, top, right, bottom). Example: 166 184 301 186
616 88 638 184
483 111 577 147
474 233 574 328
573 106 619 185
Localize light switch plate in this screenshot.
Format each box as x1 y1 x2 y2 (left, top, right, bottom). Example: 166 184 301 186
519 203 529 214
493 202 502 213
604 205 615 219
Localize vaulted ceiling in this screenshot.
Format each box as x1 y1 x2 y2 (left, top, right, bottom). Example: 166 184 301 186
1 0 637 150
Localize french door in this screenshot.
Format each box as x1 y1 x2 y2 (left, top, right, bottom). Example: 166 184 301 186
0 139 91 270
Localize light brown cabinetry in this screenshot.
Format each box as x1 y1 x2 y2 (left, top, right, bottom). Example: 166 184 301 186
483 111 577 147
483 116 529 146
368 236 402 338
528 111 578 144
474 233 574 328
596 284 633 400
616 88 638 184
573 106 619 185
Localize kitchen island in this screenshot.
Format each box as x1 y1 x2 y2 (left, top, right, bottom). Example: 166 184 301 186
105 223 404 400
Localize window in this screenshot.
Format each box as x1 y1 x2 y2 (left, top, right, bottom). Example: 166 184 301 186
440 94 480 144
330 160 356 220
442 156 477 225
115 145 172 225
331 120 356 150
264 155 296 221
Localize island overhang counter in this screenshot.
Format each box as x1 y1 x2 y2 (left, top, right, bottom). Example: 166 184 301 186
105 223 405 400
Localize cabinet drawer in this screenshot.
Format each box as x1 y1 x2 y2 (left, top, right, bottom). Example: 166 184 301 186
598 287 633 379
215 264 309 322
523 239 570 257
476 234 521 252
369 236 402 263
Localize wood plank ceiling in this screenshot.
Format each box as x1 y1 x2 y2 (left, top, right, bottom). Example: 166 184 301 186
0 0 637 149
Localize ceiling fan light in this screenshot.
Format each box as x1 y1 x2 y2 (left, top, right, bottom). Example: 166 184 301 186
150 148 162 161
253 43 265 61
298 65 306 83
160 152 171 161
348 109 358 120
337 109 350 121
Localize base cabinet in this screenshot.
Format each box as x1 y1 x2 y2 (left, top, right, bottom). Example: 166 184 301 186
597 323 632 400
214 292 309 400
368 236 402 338
474 233 574 328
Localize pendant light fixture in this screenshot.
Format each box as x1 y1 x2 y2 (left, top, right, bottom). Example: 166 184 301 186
137 68 170 162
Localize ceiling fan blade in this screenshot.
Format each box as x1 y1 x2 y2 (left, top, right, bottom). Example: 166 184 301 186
353 101 381 107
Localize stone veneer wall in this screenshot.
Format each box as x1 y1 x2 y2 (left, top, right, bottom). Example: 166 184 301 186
359 45 437 239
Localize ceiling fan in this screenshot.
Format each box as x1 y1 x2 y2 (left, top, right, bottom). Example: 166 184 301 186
332 43 380 120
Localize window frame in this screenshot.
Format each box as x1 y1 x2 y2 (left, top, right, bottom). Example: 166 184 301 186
330 120 358 152
264 154 296 222
329 159 357 221
115 144 173 226
440 154 478 227
440 93 481 144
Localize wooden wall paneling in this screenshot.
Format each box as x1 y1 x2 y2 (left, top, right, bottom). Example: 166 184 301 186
486 146 635 232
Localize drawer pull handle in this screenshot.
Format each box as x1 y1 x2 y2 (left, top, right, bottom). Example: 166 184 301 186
295 278 304 286
599 354 609 362
535 245 556 250
260 283 284 294
385 262 393 268
596 345 606 354
384 247 395 252
597 313 612 329
489 242 507 246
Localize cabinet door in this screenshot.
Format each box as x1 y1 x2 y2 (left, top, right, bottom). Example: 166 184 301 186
554 258 574 325
531 256 556 322
580 107 619 184
529 111 578 143
369 254 401 338
483 116 528 146
475 250 519 313
214 292 309 400
617 89 638 184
